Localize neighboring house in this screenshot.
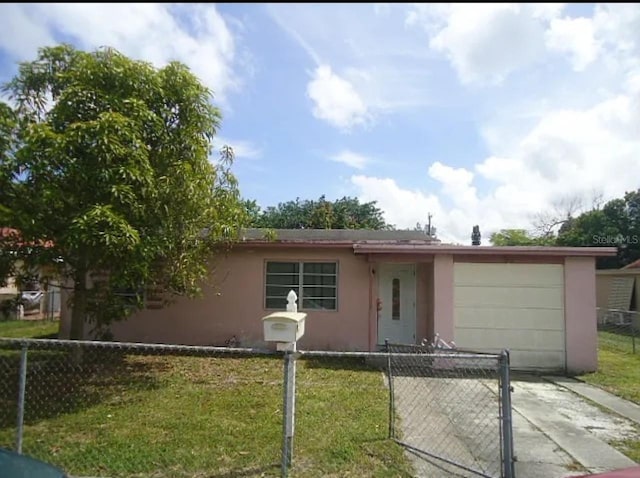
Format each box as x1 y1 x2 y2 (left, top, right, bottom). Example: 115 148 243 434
0 227 62 319
596 259 640 313
59 229 616 373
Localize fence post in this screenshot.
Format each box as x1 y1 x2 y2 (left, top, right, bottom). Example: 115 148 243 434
281 348 297 477
15 344 28 454
500 350 515 478
385 339 395 439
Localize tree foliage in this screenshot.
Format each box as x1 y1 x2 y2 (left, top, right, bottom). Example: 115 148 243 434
491 190 640 269
489 229 554 246
248 195 391 230
557 190 640 268
0 45 247 338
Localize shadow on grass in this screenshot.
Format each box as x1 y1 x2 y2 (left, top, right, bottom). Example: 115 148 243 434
0 345 166 432
300 356 380 372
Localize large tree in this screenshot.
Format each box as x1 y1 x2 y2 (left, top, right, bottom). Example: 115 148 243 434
248 195 391 230
557 190 640 269
0 45 247 338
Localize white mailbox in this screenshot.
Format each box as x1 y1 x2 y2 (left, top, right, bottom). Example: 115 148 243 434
262 311 306 344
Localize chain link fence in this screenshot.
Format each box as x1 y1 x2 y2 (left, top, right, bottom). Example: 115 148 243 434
0 337 514 478
0 338 283 477
597 307 640 354
386 342 514 478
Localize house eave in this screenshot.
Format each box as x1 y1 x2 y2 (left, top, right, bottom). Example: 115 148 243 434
352 244 618 257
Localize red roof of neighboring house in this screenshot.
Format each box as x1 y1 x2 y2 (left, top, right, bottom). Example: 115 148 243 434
0 227 54 248
623 258 640 269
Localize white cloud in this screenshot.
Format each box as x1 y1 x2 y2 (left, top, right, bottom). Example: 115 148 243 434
215 137 262 160
546 17 599 71
351 175 443 231
307 65 369 130
420 4 558 84
352 81 640 244
428 162 477 207
329 150 371 170
0 4 242 100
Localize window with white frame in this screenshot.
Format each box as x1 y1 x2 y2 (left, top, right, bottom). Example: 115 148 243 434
265 261 337 311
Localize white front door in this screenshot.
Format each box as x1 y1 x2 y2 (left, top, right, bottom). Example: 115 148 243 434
377 264 416 345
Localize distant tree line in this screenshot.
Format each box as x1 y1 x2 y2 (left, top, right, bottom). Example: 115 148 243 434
490 189 640 269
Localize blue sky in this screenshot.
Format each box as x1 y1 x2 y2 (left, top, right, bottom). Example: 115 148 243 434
1 4 639 243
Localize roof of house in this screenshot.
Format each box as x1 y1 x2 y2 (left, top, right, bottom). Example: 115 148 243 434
623 258 640 269
239 228 617 257
240 228 439 244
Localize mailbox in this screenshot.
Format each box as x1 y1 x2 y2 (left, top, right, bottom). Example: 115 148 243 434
262 311 307 344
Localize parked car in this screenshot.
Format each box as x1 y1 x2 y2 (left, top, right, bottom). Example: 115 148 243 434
19 291 43 314
0 448 68 477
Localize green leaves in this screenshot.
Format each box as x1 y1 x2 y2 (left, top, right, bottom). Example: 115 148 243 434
0 44 246 335
249 195 390 230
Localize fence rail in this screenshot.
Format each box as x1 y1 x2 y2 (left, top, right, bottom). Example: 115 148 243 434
597 307 640 354
0 337 514 478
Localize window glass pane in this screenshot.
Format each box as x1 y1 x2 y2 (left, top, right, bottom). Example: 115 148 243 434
302 298 336 310
303 262 336 275
266 285 298 297
266 297 287 309
302 286 336 299
267 262 299 274
265 274 299 286
392 278 400 320
302 274 336 286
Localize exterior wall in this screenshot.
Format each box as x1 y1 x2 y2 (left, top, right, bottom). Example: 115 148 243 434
564 256 598 373
596 271 639 310
103 247 372 350
433 254 454 342
595 274 613 309
416 263 430 343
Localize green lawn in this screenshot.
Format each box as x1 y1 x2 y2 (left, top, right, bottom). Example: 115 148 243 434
580 331 640 403
0 349 413 478
580 331 640 462
0 319 59 338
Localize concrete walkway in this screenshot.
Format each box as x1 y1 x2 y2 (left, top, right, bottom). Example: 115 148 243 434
546 376 640 425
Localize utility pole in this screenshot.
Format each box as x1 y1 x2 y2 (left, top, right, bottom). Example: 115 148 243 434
427 213 432 236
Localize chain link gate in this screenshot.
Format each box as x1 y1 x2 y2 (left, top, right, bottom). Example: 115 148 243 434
386 342 515 478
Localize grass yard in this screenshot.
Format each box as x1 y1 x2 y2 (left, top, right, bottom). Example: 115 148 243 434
0 319 59 339
0 348 413 478
580 331 640 462
580 331 640 404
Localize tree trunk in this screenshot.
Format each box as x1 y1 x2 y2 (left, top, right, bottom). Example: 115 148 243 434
70 269 87 341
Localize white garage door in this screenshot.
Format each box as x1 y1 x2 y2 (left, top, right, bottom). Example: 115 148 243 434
454 263 565 370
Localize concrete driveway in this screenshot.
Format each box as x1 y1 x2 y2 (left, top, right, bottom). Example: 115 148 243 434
512 377 637 478
393 375 639 478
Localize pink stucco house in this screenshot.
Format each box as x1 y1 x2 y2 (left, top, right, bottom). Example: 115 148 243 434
60 229 616 373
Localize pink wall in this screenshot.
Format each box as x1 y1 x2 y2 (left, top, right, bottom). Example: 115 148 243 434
564 256 598 373
105 247 372 350
433 254 454 342
416 263 430 342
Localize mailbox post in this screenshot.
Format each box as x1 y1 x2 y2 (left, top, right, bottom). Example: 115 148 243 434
262 290 306 476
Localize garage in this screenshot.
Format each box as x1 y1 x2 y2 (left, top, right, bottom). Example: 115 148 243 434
453 262 566 370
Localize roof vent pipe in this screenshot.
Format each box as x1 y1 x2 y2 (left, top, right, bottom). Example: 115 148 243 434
471 225 481 246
